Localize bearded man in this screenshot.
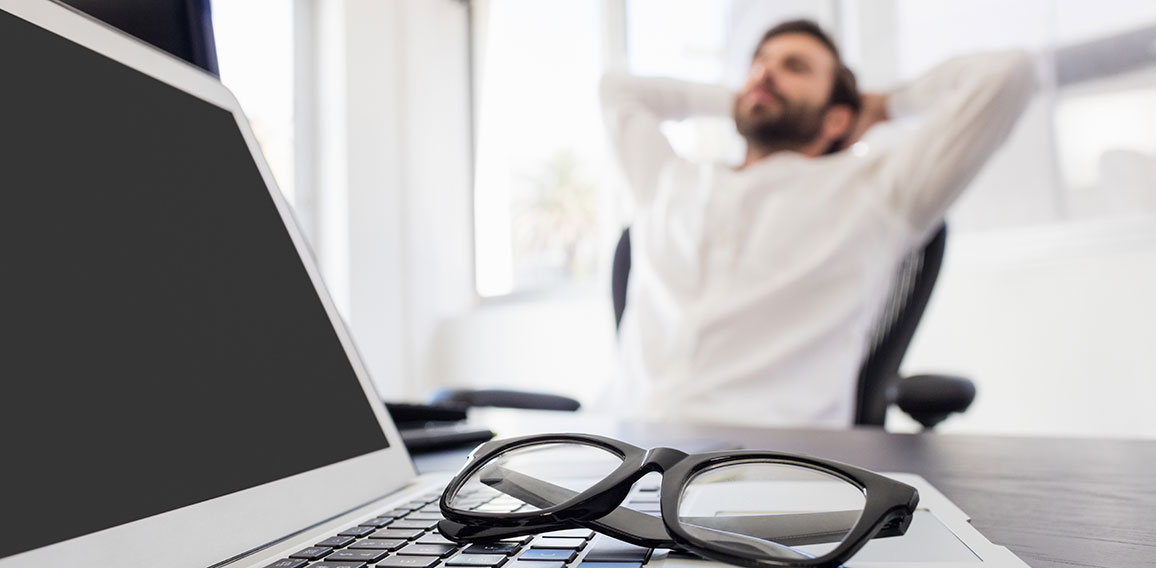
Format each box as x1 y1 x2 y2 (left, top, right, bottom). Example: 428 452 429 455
599 20 1035 427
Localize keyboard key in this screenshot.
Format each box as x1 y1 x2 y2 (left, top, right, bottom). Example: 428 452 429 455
264 560 308 568
290 547 333 560
351 539 407 551
360 517 396 528
371 528 426 540
582 539 651 563
391 520 440 530
540 529 594 540
446 554 509 567
311 563 368 568
577 563 641 568
328 549 390 563
376 556 441 568
528 538 585 550
518 549 575 562
385 508 416 517
417 533 459 546
398 544 458 557
341 526 379 537
472 504 522 513
509 562 562 568
406 513 445 521
316 536 357 549
462 543 521 555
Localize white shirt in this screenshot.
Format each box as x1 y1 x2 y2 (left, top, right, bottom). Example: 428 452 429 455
599 51 1036 428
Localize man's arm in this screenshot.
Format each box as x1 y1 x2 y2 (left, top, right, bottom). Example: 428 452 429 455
600 72 733 204
867 51 1037 237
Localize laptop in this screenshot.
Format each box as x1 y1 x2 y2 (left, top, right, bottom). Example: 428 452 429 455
0 2 1027 567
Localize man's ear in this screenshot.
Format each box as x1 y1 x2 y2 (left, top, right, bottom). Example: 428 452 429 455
821 104 854 144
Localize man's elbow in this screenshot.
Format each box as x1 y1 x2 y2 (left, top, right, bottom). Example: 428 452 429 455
998 50 1039 102
599 71 631 107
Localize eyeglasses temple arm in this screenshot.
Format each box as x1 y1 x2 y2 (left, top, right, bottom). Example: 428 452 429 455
480 467 816 559
478 467 672 542
679 512 862 547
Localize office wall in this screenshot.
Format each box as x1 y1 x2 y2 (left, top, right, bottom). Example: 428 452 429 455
312 0 475 399
899 217 1156 438
432 290 620 404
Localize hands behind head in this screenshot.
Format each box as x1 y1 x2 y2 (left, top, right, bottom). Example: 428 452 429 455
841 92 889 151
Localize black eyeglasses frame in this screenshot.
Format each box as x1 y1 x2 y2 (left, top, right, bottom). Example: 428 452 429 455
438 433 919 568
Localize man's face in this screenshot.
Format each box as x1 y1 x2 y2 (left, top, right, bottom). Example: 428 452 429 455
734 32 839 148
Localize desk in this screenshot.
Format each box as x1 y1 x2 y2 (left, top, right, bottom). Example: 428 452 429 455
412 410 1156 568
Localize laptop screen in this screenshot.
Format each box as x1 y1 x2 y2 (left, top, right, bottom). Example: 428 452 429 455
0 9 389 560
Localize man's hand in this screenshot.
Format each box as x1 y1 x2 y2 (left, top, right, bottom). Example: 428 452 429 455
843 92 889 149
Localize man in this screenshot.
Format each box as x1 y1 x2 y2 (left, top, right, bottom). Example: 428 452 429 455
599 20 1035 427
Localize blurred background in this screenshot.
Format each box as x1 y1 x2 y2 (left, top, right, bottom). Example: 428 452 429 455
209 0 1156 437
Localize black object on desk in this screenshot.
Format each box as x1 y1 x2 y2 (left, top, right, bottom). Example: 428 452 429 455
384 402 495 453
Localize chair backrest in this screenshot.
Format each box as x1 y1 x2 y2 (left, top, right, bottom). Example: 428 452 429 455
610 224 948 426
854 224 946 426
59 0 219 76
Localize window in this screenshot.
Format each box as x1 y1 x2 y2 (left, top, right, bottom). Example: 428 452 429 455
212 1 296 203
472 0 611 297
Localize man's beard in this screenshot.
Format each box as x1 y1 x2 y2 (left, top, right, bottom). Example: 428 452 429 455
734 96 826 150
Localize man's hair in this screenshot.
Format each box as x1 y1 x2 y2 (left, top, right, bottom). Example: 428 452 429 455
756 20 861 153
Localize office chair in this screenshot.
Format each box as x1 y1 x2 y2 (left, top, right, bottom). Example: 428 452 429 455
58 0 219 76
849 224 976 428
607 224 973 429
435 223 974 430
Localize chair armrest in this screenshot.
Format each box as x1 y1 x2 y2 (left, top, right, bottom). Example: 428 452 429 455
895 374 976 430
429 388 581 412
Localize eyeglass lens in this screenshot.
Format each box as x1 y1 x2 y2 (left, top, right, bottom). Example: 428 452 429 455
446 442 625 514
677 461 867 561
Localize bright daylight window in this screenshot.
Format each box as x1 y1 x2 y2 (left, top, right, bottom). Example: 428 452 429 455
472 0 609 297
626 0 731 164
211 0 296 203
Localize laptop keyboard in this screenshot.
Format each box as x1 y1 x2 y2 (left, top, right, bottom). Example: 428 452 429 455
261 486 656 568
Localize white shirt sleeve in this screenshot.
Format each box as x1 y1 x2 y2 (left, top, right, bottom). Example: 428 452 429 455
872 50 1038 238
600 72 733 205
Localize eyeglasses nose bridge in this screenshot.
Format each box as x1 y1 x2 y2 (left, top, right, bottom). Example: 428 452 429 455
641 446 690 471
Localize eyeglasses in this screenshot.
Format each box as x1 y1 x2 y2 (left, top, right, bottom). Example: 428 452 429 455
438 433 919 568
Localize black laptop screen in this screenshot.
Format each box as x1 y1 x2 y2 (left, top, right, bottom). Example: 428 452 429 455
0 9 390 560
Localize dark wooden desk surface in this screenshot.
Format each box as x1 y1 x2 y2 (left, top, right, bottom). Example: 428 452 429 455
412 410 1156 568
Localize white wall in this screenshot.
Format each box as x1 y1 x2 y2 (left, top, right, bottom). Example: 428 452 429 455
896 217 1156 438
432 289 620 404
312 0 475 399
396 0 478 399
